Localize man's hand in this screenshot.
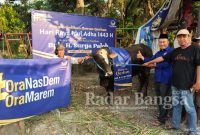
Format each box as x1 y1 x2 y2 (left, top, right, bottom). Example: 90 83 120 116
192 82 200 92
137 51 144 61
143 62 156 68
84 56 91 60
148 63 156 68
143 62 150 67
66 56 71 60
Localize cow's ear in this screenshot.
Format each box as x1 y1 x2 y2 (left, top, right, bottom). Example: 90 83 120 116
109 53 118 58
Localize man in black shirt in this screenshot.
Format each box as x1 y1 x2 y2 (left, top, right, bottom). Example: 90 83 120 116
144 29 200 135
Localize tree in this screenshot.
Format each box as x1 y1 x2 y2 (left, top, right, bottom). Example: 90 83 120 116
0 4 25 32
5 0 15 4
29 0 48 10
76 0 85 14
45 0 75 13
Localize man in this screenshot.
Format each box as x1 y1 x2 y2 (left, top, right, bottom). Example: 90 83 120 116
137 34 173 126
193 36 200 124
54 44 88 64
193 36 200 47
52 44 89 113
144 29 200 135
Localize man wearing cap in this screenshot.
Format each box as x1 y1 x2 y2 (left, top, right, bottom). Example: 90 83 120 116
52 44 88 113
54 44 88 64
137 34 173 126
193 36 200 47
143 29 200 135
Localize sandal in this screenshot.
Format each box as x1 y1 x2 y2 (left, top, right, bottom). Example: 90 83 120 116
153 114 159 119
66 107 73 112
152 120 164 126
164 124 176 130
187 132 195 135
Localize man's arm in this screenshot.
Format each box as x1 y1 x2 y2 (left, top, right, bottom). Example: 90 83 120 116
192 66 200 91
197 66 200 83
137 51 156 62
192 46 200 91
143 56 164 67
66 56 81 64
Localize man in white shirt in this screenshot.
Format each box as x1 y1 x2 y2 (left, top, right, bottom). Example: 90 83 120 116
54 44 88 64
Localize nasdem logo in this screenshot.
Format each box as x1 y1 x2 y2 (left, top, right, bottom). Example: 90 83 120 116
109 20 117 28
0 72 60 108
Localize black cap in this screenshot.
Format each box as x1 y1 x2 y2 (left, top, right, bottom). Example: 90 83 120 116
159 34 168 39
192 36 200 42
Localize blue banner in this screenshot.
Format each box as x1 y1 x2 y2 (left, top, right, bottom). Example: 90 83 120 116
32 10 116 59
0 59 71 125
135 0 174 48
109 48 132 90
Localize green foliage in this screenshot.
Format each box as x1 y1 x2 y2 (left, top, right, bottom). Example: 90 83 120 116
29 0 49 10
45 0 75 13
0 0 199 44
152 0 165 12
0 0 199 33
12 4 31 32
193 2 200 18
0 4 25 32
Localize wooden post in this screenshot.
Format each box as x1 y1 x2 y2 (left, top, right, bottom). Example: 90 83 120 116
19 35 28 58
4 33 32 58
4 34 12 58
27 33 32 54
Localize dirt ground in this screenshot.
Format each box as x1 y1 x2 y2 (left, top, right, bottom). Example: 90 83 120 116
1 72 196 135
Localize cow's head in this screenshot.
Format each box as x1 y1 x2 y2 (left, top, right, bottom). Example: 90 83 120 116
91 48 117 77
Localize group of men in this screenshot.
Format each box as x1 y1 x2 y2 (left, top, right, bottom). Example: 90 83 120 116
137 29 200 135
55 28 200 135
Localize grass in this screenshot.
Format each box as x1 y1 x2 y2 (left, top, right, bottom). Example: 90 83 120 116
23 73 187 135
50 107 168 135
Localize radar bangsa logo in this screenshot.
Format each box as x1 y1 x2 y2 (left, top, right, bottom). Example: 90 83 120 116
0 72 60 108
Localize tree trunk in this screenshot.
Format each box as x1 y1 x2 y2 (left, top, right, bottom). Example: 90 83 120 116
147 0 154 17
116 0 125 20
100 0 113 17
107 0 113 9
144 0 154 21
76 0 85 15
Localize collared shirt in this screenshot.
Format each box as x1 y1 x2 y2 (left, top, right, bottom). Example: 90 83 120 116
144 46 173 84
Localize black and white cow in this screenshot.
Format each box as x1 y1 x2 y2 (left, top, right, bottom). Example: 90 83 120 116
92 44 153 101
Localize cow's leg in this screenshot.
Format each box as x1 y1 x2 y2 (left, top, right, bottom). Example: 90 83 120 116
107 89 113 105
107 77 114 105
100 78 113 105
138 73 145 93
138 68 150 97
141 68 150 97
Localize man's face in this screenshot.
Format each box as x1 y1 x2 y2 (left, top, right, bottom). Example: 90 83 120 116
196 40 200 47
177 34 191 48
57 49 65 58
158 38 169 50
